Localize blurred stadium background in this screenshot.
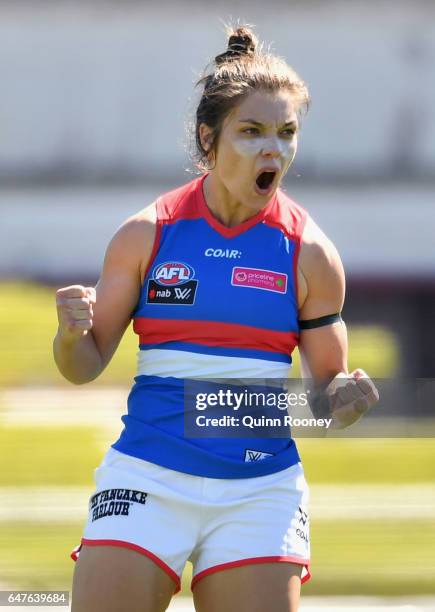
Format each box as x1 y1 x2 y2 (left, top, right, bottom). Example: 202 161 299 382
0 1 434 610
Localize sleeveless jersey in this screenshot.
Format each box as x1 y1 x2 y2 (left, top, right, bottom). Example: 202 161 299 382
111 173 308 478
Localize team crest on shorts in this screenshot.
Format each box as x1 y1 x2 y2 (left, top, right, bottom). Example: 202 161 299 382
147 261 198 305
244 449 275 462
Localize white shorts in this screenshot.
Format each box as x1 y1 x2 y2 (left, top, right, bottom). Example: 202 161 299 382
71 448 311 593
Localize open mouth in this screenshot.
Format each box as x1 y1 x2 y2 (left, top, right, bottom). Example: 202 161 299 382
255 171 276 194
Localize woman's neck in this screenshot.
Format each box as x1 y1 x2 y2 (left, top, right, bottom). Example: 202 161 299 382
202 173 264 228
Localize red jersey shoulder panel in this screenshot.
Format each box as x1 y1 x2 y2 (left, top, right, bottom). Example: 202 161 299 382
156 176 203 224
155 177 308 239
264 189 308 240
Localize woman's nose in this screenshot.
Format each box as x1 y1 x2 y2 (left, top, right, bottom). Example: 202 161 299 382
261 138 281 157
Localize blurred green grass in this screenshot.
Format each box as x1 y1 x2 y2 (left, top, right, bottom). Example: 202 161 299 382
298 438 435 484
0 281 137 387
0 523 83 590
0 426 101 486
306 518 435 596
0 281 399 386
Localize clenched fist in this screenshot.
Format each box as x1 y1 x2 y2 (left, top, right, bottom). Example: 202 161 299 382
56 285 96 342
326 369 379 429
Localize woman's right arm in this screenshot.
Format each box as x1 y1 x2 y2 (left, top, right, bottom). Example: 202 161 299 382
297 217 378 427
53 205 156 384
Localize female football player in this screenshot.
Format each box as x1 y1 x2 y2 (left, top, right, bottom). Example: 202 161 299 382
54 26 378 612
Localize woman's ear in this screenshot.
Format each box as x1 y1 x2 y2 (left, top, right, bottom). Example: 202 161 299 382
199 123 214 155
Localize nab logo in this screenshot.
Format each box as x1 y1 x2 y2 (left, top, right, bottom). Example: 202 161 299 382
153 262 194 286
244 449 275 462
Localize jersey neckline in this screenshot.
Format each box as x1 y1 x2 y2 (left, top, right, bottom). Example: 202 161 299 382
195 173 277 239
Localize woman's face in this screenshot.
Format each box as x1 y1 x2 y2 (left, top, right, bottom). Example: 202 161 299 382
204 89 299 210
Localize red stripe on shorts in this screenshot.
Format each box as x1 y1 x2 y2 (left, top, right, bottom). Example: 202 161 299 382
191 555 311 590
71 538 181 593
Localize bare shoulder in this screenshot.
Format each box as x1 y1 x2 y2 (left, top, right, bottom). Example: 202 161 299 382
300 216 343 275
106 202 157 283
114 201 157 244
297 215 345 316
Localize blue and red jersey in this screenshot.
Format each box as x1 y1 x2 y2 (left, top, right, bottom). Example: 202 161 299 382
112 173 308 478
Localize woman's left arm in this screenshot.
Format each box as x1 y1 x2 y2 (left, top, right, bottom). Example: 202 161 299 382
297 218 379 429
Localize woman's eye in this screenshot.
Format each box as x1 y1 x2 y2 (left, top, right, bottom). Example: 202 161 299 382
243 127 260 135
280 129 297 137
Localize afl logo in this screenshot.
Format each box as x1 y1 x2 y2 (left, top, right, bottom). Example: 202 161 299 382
153 262 195 286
